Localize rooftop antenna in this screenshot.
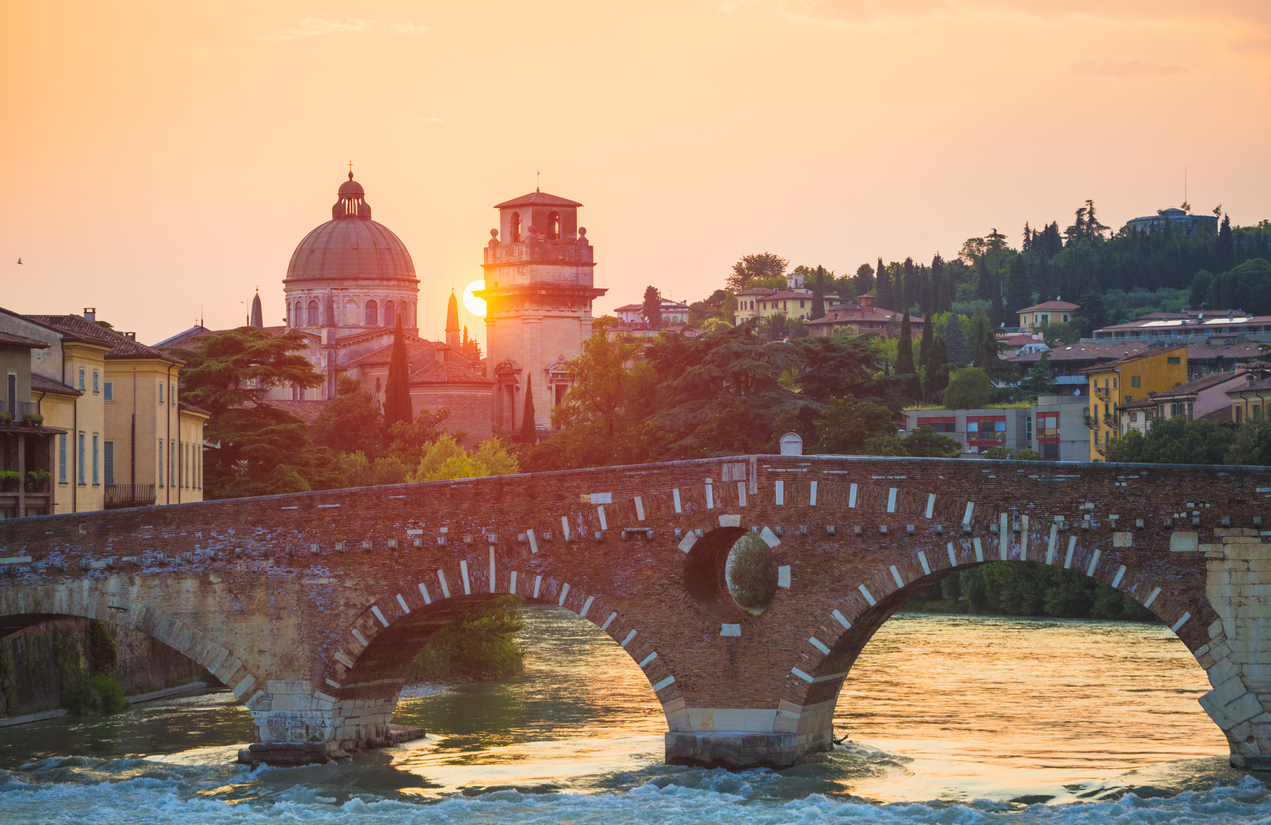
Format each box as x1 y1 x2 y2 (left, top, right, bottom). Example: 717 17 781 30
536 168 540 193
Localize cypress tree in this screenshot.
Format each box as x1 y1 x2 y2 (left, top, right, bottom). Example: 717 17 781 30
875 257 892 308
896 308 918 399
896 309 915 376
918 314 934 370
383 315 413 442
811 266 826 320
521 375 537 444
944 315 973 366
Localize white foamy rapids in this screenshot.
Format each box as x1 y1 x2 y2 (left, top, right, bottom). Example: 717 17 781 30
0 764 1267 825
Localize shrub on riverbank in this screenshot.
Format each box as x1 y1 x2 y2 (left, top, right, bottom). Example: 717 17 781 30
408 597 525 682
63 673 128 716
904 561 1157 622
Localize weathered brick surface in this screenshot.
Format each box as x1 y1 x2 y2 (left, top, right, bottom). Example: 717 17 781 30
1 456 1270 767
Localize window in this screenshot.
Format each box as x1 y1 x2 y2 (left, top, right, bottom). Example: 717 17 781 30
77 432 86 485
170 439 176 487
366 300 378 326
294 301 303 325
1131 375 1140 388
510 211 522 242
800 300 805 308
58 433 67 484
1043 441 1059 460
1237 406 1244 424
158 440 164 486
159 381 164 404
79 368 85 391
308 301 320 325
92 369 99 393
384 301 395 327
91 434 99 485
104 441 114 486
170 383 175 405
104 381 114 401
1168 356 1181 364
5 373 13 417
547 211 561 240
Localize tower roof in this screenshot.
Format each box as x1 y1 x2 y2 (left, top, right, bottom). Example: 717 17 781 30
446 290 460 333
494 190 583 209
284 173 417 286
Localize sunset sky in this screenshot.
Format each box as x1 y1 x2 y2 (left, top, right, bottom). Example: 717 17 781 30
3 1 1269 345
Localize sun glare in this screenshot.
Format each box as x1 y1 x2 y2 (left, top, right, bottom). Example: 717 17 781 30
463 280 487 317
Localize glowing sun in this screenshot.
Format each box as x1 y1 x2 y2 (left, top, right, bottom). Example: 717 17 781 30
462 280 487 317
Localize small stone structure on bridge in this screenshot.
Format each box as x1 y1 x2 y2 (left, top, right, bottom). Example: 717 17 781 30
0 456 1269 770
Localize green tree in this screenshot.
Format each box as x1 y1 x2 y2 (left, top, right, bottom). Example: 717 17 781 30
1019 351 1055 397
816 399 897 454
641 285 663 327
383 316 413 440
1106 416 1236 465
553 334 650 437
875 257 893 308
855 262 875 296
902 426 960 457
943 367 992 409
311 375 383 458
728 252 788 292
410 434 520 481
174 327 330 498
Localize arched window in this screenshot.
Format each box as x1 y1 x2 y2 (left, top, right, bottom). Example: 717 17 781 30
384 301 395 327
345 300 359 326
510 212 522 243
307 300 319 326
294 301 303 325
365 300 378 326
548 211 561 240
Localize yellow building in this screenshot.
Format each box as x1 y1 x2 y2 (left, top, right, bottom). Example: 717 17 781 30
0 308 207 513
1082 345 1188 460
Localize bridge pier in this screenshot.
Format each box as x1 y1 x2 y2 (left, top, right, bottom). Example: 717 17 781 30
662 699 837 769
239 681 415 764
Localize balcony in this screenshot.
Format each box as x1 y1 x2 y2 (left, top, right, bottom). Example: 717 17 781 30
1103 413 1117 428
105 483 157 509
1093 386 1110 401
1083 413 1096 430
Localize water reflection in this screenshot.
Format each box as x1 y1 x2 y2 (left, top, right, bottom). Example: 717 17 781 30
0 605 1243 809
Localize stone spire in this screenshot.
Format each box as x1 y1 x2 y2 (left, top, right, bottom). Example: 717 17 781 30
250 290 263 329
446 289 460 348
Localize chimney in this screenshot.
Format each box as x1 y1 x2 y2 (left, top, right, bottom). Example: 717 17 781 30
125 332 136 341
83 308 96 323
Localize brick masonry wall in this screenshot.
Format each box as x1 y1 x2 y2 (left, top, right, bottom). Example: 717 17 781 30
0 456 1269 767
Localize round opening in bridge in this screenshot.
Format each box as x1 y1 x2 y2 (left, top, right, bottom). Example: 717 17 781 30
725 533 777 614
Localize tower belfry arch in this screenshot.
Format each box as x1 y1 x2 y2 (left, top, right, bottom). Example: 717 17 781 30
476 191 606 438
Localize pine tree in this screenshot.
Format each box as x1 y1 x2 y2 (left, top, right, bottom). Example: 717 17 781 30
383 315 413 443
811 266 826 320
520 375 537 444
1022 222 1032 252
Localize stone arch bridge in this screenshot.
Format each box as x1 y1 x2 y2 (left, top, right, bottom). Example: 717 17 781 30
0 456 1269 770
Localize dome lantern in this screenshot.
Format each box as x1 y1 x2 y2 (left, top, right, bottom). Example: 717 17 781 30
332 171 372 220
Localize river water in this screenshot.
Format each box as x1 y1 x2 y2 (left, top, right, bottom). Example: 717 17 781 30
1 607 1268 824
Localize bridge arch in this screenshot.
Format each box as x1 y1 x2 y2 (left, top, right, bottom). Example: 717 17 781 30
0 579 259 712
318 562 682 752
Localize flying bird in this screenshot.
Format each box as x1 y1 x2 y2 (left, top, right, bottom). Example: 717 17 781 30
16 258 22 265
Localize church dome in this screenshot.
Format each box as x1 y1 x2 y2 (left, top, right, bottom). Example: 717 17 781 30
284 173 417 285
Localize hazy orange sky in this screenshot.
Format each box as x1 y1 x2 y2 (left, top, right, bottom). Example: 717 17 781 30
3 1 1269 345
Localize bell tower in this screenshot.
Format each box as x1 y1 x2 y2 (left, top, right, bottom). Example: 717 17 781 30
476 190 607 439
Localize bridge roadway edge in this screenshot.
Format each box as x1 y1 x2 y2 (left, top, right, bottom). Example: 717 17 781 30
0 456 1269 770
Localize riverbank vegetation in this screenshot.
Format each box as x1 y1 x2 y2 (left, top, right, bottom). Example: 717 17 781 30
406 597 526 683
902 562 1156 622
